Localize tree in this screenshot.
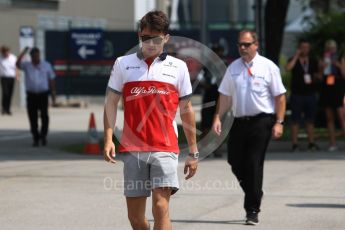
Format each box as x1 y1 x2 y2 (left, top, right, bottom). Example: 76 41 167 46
309 0 345 13
264 0 290 64
301 12 345 57
263 0 345 64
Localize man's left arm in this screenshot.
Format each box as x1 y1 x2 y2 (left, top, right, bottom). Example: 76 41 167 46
336 57 345 79
179 98 198 180
48 63 57 106
272 94 286 139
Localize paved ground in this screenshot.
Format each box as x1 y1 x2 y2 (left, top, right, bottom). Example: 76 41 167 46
1 105 345 230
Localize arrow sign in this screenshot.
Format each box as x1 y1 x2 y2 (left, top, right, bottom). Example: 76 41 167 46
70 29 103 60
78 45 96 59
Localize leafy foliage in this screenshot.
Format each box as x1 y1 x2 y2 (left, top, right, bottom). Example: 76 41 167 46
300 12 345 58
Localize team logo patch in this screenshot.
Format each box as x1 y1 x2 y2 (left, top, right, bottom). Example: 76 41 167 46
163 62 177 68
126 66 140 70
162 73 176 79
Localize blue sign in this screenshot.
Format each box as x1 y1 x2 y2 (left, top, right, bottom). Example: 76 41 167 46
70 29 103 60
20 26 34 38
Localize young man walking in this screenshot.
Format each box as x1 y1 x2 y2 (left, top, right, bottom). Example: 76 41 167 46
103 11 198 230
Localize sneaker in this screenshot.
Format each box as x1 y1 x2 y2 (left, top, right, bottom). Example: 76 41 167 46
41 138 47 146
308 143 320 151
291 144 299 152
32 141 39 147
328 145 338 152
245 212 259 225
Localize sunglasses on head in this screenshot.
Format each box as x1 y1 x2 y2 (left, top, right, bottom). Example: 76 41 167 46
140 35 164 44
237 41 255 48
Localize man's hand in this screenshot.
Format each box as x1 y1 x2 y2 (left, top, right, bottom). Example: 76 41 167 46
212 116 222 136
103 141 116 164
294 49 301 58
272 123 283 139
184 157 198 180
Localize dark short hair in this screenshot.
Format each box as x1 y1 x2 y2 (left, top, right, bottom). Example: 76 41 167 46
30 47 40 56
1 45 10 53
298 39 310 46
238 29 258 42
139 10 170 35
211 43 224 53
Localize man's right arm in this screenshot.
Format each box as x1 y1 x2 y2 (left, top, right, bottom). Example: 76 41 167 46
16 47 29 69
212 94 232 136
103 90 121 164
285 49 300 71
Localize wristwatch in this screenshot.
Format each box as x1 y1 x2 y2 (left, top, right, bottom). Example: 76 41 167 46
276 119 284 125
188 152 199 159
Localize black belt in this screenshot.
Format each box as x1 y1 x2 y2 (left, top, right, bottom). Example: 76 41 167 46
235 113 274 121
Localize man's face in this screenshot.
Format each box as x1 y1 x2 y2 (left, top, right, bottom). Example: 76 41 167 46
138 28 169 58
299 42 310 56
327 45 337 54
237 32 258 61
31 52 40 64
1 49 9 57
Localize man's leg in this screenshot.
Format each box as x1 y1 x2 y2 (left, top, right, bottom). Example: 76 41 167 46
305 94 318 148
123 153 151 230
290 94 302 150
152 188 172 230
305 122 315 143
26 93 39 145
126 197 150 230
149 152 179 230
291 123 299 147
227 121 247 191
243 116 273 214
5 78 14 113
325 107 336 147
1 78 8 113
39 92 49 144
336 107 345 137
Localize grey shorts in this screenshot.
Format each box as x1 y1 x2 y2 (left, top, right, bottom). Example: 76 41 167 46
122 152 179 197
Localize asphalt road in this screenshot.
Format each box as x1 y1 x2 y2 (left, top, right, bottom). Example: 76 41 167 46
1 106 344 230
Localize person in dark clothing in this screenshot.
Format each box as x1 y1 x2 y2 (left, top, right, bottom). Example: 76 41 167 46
285 40 320 151
318 39 345 151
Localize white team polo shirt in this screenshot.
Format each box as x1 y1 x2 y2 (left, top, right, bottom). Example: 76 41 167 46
218 53 286 117
108 52 192 153
0 53 17 78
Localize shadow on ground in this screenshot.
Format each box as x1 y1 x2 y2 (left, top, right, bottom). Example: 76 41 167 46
287 203 345 209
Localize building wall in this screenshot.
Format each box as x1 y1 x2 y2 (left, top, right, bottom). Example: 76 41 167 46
0 0 136 53
0 0 172 107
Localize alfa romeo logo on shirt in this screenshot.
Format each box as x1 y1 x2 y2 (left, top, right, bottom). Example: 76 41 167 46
130 86 170 96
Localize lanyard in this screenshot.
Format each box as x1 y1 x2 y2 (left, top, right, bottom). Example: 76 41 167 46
301 59 309 74
242 61 253 77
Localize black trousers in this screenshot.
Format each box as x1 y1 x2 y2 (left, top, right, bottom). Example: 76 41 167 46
227 114 274 213
26 91 49 142
1 77 15 113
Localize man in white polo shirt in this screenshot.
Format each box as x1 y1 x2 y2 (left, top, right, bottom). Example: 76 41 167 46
0 45 18 115
103 11 198 230
213 30 286 225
